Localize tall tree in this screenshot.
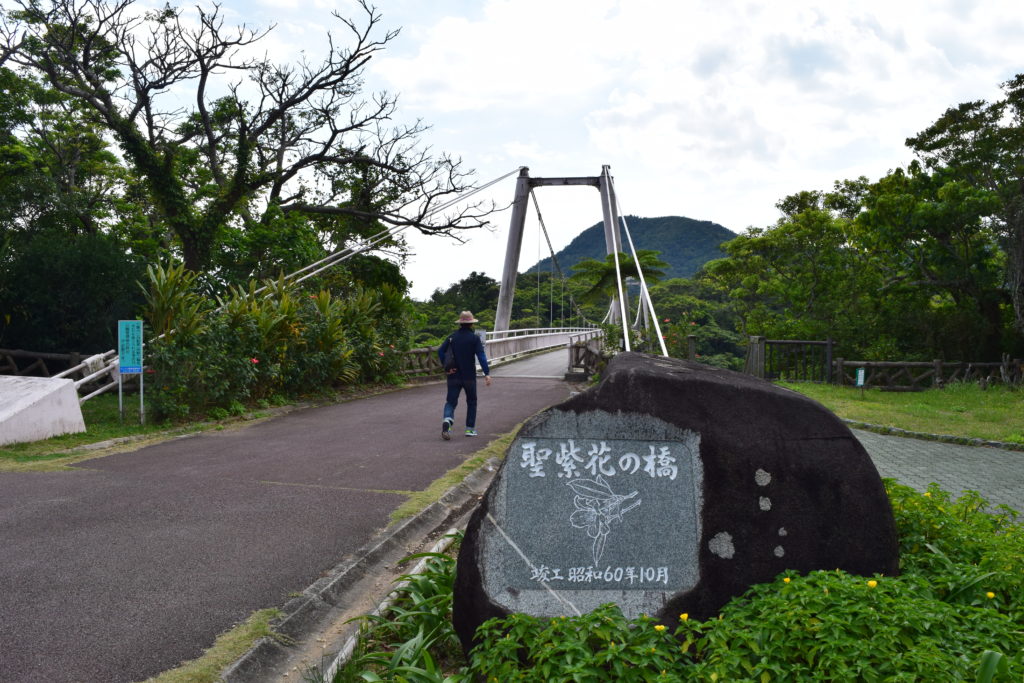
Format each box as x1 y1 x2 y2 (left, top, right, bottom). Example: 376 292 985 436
906 74 1024 335
1 0 488 271
569 250 668 306
857 163 1006 360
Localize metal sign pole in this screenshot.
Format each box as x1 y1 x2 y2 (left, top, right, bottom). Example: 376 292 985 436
139 360 145 425
118 320 145 425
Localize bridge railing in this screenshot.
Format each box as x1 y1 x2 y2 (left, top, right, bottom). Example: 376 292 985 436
397 327 601 377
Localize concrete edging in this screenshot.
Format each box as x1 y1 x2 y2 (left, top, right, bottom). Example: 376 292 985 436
841 418 1024 453
219 456 501 681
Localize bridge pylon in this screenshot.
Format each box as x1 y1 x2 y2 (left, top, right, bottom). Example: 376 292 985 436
493 166 627 334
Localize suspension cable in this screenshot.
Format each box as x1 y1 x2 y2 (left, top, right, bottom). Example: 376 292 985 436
260 166 527 294
608 176 668 357
528 189 594 327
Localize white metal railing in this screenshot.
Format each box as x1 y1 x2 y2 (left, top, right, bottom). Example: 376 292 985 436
398 327 602 376
52 350 120 403
59 327 603 401
485 327 597 364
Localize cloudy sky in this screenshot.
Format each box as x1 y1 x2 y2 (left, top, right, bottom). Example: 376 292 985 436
212 0 1023 299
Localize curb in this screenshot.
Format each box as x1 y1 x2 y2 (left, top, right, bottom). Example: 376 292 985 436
842 419 1024 453
219 456 501 682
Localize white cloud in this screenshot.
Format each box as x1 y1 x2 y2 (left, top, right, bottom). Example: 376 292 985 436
181 0 1024 299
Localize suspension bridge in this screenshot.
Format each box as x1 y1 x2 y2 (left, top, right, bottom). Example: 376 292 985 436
2 165 671 444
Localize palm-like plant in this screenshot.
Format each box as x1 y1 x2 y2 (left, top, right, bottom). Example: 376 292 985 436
569 250 668 306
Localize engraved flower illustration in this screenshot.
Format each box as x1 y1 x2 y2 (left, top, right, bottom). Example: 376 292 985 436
567 475 640 566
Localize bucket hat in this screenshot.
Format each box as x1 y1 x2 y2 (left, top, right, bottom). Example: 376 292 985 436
457 311 478 323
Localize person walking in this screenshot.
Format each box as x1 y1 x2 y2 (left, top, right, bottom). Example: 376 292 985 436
438 311 492 439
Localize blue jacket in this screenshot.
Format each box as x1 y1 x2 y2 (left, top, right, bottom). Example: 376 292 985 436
439 327 490 381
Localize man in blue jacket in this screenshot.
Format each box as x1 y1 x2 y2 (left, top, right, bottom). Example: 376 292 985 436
438 310 492 439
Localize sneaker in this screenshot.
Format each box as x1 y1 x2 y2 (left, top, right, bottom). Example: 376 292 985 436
465 428 478 437
441 419 452 441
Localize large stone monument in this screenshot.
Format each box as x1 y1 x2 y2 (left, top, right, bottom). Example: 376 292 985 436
453 352 899 651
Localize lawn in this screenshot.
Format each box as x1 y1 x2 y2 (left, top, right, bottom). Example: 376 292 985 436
778 381 1024 445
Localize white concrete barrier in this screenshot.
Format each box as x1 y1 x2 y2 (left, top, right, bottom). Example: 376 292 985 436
0 376 87 446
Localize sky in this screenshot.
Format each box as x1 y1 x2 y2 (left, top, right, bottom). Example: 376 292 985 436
204 0 1023 299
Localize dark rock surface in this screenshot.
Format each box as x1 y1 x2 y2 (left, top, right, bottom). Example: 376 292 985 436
454 353 899 652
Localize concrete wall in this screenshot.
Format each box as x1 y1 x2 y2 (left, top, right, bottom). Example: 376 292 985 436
0 376 87 446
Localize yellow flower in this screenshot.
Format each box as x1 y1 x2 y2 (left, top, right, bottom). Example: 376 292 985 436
924 491 931 498
867 580 878 588
783 577 791 583
680 613 689 622
986 591 996 599
655 624 666 632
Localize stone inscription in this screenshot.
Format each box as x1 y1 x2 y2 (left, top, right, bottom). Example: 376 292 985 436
497 433 702 592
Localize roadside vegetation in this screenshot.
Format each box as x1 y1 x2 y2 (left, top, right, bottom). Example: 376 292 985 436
311 482 1024 682
780 381 1024 445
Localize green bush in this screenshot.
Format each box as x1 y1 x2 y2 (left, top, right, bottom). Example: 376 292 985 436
463 481 1024 681
142 264 411 420
325 483 1024 682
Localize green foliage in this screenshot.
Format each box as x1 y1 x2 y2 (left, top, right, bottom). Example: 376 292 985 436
0 230 146 352
887 481 1024 622
470 606 690 682
570 250 668 306
323 539 464 683
333 484 1024 682
142 265 412 420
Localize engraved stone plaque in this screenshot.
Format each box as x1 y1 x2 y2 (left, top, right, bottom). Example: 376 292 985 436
479 412 703 618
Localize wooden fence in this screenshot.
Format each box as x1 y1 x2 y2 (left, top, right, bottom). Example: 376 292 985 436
743 338 1023 388
0 349 78 377
745 337 834 383
834 357 1023 390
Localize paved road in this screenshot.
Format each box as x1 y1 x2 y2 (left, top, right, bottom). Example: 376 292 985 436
856 428 1024 513
2 351 1022 682
0 369 573 683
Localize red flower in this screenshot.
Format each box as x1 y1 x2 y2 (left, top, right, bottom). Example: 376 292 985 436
663 318 670 322
250 358 259 364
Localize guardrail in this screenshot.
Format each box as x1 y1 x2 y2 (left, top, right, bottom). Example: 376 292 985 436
398 327 601 377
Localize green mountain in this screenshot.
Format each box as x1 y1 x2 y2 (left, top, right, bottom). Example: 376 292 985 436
523 215 736 280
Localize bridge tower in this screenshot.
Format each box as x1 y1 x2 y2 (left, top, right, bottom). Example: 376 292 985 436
493 165 628 334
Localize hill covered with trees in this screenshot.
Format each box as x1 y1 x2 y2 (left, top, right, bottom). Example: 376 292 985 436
524 216 735 281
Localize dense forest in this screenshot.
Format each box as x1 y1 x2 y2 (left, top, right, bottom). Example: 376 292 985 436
1 0 1022 382
524 216 734 281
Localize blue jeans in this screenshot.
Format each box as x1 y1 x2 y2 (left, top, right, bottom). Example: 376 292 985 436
443 375 478 428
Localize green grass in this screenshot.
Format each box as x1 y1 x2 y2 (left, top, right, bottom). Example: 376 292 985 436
141 608 283 683
0 393 198 470
778 381 1024 445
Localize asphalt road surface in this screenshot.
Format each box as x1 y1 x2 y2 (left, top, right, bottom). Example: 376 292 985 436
0 360 573 683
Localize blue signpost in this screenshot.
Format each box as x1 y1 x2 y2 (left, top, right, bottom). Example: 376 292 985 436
117 320 145 424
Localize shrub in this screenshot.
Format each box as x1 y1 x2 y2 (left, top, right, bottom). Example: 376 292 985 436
462 482 1024 681
325 483 1024 682
142 265 409 419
